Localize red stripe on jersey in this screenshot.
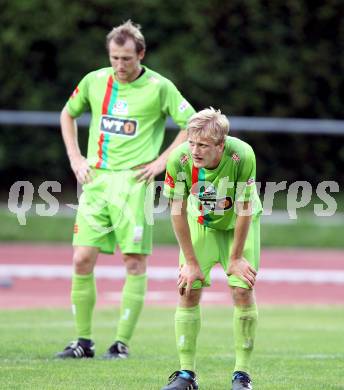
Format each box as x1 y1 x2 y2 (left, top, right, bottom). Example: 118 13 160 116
191 165 199 188
198 214 204 225
102 76 113 114
191 166 204 225
96 76 113 168
95 133 105 168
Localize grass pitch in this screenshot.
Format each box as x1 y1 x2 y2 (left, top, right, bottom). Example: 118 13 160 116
0 306 343 389
1 209 344 248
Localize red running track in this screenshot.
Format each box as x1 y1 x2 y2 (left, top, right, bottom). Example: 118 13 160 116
0 244 343 308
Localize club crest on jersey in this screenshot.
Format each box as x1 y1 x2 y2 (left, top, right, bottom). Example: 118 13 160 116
180 154 189 165
100 115 137 136
232 153 240 162
111 100 128 115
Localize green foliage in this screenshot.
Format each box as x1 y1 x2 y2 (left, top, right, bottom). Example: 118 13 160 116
0 1 343 187
1 0 343 114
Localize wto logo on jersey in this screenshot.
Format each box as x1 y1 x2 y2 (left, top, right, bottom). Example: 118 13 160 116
199 194 233 212
100 115 137 136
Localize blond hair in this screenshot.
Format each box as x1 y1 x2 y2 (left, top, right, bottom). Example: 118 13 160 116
187 107 229 144
106 20 145 53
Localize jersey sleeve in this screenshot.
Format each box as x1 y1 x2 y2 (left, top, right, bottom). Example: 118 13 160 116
163 150 188 200
236 146 258 202
65 74 90 118
160 80 195 129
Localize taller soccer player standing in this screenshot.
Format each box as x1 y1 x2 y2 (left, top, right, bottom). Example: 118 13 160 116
56 20 195 359
161 108 262 390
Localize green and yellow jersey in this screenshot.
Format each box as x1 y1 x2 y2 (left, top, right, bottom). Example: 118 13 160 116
164 137 262 230
66 66 195 170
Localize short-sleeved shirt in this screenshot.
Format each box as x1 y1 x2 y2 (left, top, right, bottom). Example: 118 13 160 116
66 66 195 170
163 137 262 230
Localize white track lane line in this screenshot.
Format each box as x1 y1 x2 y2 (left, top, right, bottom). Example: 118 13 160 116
1 265 344 284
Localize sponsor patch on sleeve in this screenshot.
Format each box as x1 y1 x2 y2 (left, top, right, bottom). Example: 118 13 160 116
179 99 190 112
70 86 79 99
164 171 175 188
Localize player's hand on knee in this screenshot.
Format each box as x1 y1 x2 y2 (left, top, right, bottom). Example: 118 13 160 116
178 263 204 296
227 257 257 288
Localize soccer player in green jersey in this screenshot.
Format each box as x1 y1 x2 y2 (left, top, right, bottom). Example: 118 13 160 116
56 20 195 359
161 108 261 390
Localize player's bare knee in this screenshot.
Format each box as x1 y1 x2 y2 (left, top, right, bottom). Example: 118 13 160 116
179 289 202 307
73 251 94 274
232 287 254 306
123 254 146 275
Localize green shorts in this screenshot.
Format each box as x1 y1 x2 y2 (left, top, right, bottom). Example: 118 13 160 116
73 169 153 255
179 215 260 289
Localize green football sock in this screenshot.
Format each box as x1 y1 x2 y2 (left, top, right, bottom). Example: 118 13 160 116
71 273 97 340
175 305 201 371
233 304 258 374
116 273 147 345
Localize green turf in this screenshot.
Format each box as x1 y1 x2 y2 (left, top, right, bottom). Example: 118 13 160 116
1 208 343 248
261 189 344 213
0 306 343 389
261 220 344 248
0 210 179 244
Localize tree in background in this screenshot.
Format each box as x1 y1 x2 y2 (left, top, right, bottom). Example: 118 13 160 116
0 0 343 188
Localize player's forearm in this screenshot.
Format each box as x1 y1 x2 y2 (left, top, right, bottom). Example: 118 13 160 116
171 201 198 265
60 106 82 162
230 202 252 260
172 215 198 264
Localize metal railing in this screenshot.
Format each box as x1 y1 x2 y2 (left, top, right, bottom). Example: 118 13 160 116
1 110 344 135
